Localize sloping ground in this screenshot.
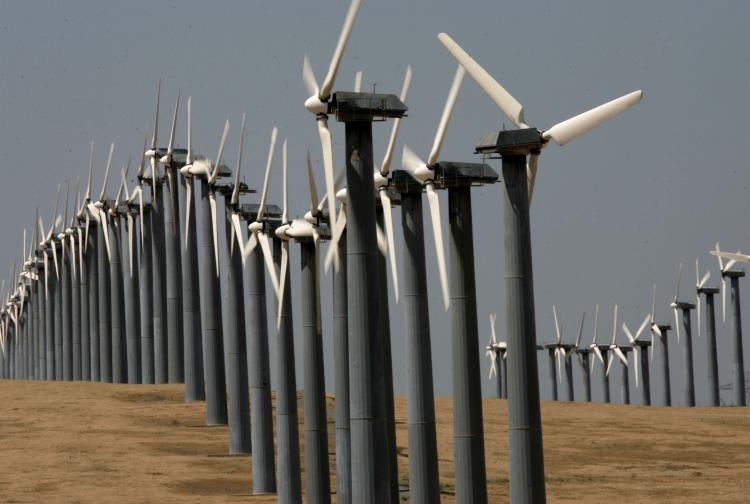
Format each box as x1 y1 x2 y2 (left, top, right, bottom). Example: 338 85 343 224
0 381 748 503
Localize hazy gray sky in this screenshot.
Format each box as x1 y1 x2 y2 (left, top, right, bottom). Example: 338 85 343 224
1 1 748 404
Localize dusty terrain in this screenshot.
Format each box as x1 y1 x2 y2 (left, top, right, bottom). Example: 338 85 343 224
0 381 749 503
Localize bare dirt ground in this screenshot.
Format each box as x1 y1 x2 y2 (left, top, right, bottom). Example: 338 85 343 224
1 381 749 503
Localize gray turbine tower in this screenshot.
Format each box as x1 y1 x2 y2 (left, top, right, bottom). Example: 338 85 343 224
81 152 100 383
712 245 747 406
156 91 185 385
275 143 333 504
670 263 697 407
89 143 115 383
179 97 204 401
144 82 168 384
576 309 596 403
58 184 73 381
182 119 231 426
401 64 499 503
217 115 252 455
695 258 720 406
109 165 130 383
241 126 281 495
302 1 406 500
121 168 142 385
134 148 155 385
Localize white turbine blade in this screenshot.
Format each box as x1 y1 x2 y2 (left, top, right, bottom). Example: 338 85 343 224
490 312 497 345
319 0 362 101
127 213 134 278
593 345 604 366
673 308 681 344
427 65 465 167
555 348 563 384
184 178 192 250
51 240 59 279
714 242 725 271
85 140 94 201
527 152 540 204
100 142 114 202
151 79 160 151
324 206 347 273
276 240 289 329
632 346 640 388
698 271 711 288
376 222 387 256
231 212 246 266
209 191 219 277
592 304 599 345
307 150 319 214
302 54 320 97
257 127 278 223
711 250 750 263
674 262 682 302
209 119 230 184
317 118 337 233
231 113 247 206
614 346 628 367
650 284 657 323
611 305 619 345
70 234 77 280
553 305 562 343
542 90 643 146
258 233 279 296
354 70 363 93
635 314 651 339
379 65 412 176
282 139 288 223
380 189 399 303
488 350 497 379
100 208 111 261
426 183 449 311
167 91 179 155
437 33 526 129
575 312 585 347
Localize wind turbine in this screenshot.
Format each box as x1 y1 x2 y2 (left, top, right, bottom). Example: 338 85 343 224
238 127 280 495
589 305 610 403
217 114 251 455
303 3 407 500
696 257 721 406
156 90 185 385
440 32 643 500
302 0 363 241
273 141 333 503
121 166 142 384
81 142 101 382
649 285 673 406
573 312 594 402
89 144 114 383
38 186 62 380
670 263 697 407
176 98 204 401
550 305 577 402
486 313 508 399
712 243 746 406
75 167 92 382
58 182 74 381
182 117 231 426
108 164 130 384
605 305 631 405
65 186 83 381
622 312 652 405
144 82 169 385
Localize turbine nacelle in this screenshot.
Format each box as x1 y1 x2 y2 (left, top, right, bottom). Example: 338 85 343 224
304 96 328 116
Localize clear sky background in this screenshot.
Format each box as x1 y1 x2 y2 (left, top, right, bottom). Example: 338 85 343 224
1 1 748 405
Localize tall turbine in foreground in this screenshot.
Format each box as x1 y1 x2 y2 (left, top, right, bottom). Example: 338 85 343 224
440 32 642 502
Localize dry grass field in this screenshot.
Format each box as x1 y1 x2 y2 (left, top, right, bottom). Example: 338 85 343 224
1 381 749 503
